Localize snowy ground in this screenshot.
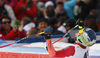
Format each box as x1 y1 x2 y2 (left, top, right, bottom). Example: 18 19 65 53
0 42 100 57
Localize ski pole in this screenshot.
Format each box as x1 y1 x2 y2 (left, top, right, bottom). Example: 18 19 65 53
52 25 79 44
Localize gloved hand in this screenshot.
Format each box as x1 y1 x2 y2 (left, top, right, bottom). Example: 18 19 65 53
76 19 85 29
43 26 53 39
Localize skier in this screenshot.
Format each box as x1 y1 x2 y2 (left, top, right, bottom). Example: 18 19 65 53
44 26 96 58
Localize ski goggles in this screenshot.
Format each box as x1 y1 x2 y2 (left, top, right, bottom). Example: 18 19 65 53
77 32 93 47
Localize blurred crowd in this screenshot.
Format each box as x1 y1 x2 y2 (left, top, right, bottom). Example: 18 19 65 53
0 0 100 40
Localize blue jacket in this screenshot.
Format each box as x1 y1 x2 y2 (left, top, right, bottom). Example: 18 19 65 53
64 0 77 19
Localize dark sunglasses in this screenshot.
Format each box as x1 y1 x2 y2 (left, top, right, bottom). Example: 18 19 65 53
2 21 11 24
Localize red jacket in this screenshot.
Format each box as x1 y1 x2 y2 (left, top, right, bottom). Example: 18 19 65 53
46 39 87 58
14 0 37 21
5 0 18 9
0 27 26 40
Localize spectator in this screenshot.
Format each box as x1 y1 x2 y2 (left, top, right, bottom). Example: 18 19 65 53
57 19 76 34
44 1 54 8
44 6 58 31
13 20 21 27
0 0 16 26
89 9 98 19
26 29 37 37
37 2 44 10
36 9 45 30
74 0 88 19
74 0 98 20
45 6 59 33
57 16 68 27
14 0 37 21
44 6 55 19
0 16 26 40
55 2 68 18
21 17 36 32
36 9 44 20
85 15 99 32
36 2 45 21
63 0 77 19
84 0 98 9
89 9 99 23
44 1 55 18
37 18 49 35
49 18 58 34
6 0 18 9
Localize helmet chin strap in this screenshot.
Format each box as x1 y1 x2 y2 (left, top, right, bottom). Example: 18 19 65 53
79 28 85 34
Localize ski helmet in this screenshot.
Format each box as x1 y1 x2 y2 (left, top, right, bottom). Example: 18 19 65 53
77 28 96 47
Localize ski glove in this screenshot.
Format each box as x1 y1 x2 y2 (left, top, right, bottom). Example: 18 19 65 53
43 26 53 39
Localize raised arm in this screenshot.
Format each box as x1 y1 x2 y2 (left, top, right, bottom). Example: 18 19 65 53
44 26 56 57
44 26 75 57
